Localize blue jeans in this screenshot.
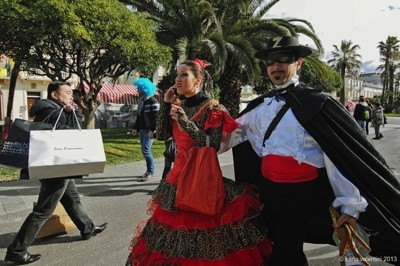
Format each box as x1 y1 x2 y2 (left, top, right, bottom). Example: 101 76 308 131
356 120 366 132
374 124 383 138
7 178 94 255
139 129 155 175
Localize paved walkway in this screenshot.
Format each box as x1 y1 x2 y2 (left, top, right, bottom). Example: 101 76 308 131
0 151 235 216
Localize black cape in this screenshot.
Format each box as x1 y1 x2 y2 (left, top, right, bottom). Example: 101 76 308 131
232 84 400 261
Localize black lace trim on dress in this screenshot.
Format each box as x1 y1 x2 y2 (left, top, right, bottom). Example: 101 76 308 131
137 214 268 260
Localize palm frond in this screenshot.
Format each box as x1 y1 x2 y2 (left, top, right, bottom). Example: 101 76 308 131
224 37 259 80
253 0 280 18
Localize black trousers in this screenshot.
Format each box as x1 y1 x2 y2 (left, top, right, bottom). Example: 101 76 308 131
7 178 94 255
259 177 319 266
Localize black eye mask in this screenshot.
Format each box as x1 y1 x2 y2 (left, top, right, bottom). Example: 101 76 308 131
265 52 296 66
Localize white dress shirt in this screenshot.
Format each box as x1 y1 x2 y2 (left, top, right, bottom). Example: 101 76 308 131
229 76 367 218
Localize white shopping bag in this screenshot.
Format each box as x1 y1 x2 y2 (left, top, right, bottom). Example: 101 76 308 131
28 128 106 179
27 109 106 179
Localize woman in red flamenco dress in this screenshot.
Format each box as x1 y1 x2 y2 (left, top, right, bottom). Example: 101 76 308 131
126 60 272 265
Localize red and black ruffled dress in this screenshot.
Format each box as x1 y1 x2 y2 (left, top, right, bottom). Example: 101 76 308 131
127 93 272 265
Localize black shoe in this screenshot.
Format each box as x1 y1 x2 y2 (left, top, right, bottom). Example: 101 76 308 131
4 252 42 265
81 223 108 240
372 137 380 140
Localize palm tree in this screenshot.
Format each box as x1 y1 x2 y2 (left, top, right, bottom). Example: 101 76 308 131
210 0 323 117
123 0 323 117
377 36 400 109
328 40 362 104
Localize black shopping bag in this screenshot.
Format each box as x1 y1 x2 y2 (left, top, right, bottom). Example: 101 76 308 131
0 119 53 169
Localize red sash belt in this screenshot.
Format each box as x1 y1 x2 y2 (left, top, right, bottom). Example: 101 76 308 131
261 155 318 183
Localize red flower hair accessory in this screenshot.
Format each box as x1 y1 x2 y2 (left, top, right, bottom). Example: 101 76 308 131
194 59 211 69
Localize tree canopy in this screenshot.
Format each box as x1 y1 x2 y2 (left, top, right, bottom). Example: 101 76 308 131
1 0 171 128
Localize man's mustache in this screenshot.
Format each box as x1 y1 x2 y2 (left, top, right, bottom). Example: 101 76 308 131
271 70 284 75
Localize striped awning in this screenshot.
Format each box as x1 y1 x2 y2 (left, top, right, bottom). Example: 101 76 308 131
99 84 139 104
77 82 162 105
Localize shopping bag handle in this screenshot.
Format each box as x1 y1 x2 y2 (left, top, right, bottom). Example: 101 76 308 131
52 109 64 131
52 108 82 131
72 109 82 131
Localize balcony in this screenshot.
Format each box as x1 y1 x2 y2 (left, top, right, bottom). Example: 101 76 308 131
19 69 78 82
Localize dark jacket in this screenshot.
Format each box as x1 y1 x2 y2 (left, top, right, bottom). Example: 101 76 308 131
353 102 368 121
133 96 159 131
233 84 400 260
29 99 82 129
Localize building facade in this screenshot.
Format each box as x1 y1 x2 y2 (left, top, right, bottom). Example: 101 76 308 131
345 73 383 102
0 67 79 126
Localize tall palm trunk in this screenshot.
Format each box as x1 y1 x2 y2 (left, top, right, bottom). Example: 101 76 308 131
2 60 21 144
381 60 390 107
218 66 242 118
340 66 346 104
388 64 394 107
381 72 388 107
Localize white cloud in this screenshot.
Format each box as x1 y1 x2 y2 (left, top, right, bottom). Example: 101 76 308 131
265 0 400 72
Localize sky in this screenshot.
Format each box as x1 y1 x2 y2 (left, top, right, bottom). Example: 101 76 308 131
265 0 400 73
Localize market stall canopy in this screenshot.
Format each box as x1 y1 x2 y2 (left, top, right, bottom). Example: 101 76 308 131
99 84 139 104
77 83 139 104
77 82 162 105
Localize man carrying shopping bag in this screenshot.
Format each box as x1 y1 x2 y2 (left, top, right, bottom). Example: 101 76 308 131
4 81 108 265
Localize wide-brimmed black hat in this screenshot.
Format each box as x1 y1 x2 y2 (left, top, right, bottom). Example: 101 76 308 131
255 36 313 59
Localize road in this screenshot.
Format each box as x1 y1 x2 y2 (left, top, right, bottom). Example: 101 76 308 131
0 118 399 266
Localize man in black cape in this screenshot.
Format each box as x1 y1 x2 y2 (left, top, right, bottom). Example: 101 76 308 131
230 36 400 265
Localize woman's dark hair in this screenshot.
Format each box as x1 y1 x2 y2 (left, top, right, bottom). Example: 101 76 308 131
181 60 214 97
47 81 70 99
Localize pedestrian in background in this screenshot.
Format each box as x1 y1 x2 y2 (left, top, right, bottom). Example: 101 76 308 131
131 78 159 182
4 81 107 265
365 99 372 135
147 131 176 180
371 102 384 140
353 96 369 133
